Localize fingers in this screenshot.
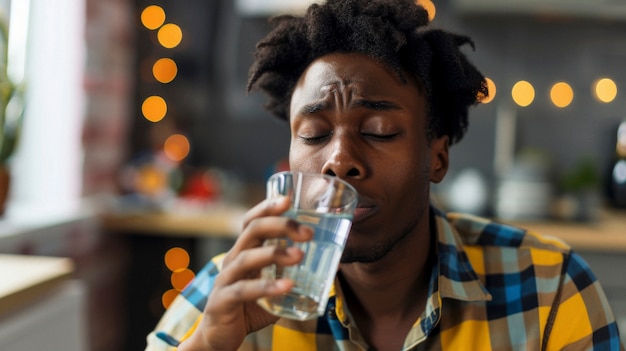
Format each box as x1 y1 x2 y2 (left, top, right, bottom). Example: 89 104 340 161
208 245 302 314
210 196 314 305
224 244 304 283
229 196 313 256
216 246 301 297
242 196 291 229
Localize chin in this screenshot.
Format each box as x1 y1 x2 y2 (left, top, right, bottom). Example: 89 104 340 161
340 241 391 264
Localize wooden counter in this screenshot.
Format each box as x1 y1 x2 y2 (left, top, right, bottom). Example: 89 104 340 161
0 255 74 316
100 205 248 238
508 209 626 253
101 205 626 252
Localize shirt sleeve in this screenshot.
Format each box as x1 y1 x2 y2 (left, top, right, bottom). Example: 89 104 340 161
544 251 625 351
145 254 226 351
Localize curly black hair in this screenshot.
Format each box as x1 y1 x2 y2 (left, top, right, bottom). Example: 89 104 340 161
247 0 488 145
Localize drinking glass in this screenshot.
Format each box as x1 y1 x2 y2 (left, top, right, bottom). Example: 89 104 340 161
257 171 358 320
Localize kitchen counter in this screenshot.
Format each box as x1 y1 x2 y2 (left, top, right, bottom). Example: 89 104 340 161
509 208 626 252
0 254 87 351
0 254 74 316
101 203 626 252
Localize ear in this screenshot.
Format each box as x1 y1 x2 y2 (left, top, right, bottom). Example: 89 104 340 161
429 136 449 184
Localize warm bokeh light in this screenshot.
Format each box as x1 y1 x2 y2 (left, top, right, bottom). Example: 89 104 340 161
164 247 190 272
142 95 167 122
416 0 436 21
141 5 166 30
153 58 178 83
135 164 168 195
164 134 191 162
512 80 535 107
550 82 574 108
158 23 183 49
171 268 196 291
479 77 496 104
593 78 618 103
161 289 179 309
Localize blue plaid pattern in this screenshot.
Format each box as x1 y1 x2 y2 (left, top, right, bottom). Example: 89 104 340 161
146 209 624 351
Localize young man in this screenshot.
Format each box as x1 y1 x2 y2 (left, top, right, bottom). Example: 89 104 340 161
146 1 624 350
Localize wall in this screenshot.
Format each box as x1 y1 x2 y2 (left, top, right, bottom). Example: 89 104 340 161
435 4 626 205
83 0 135 196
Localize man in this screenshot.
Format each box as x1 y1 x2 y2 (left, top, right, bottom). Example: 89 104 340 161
146 0 624 350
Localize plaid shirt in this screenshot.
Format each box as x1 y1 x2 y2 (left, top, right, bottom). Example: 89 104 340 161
146 208 624 351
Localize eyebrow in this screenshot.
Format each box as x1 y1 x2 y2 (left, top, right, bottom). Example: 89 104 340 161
298 102 329 115
295 99 401 116
354 99 401 111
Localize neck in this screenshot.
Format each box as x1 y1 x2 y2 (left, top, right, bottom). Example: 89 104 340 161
338 209 436 319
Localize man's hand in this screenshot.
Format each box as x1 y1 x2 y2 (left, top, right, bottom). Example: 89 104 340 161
177 196 313 351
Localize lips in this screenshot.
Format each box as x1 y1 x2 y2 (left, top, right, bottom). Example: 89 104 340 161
352 197 377 223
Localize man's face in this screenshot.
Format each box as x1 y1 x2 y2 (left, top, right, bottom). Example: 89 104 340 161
288 53 448 263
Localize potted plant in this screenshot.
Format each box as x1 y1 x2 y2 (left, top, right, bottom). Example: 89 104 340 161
0 13 25 214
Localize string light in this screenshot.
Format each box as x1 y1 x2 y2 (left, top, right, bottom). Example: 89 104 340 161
141 5 166 30
158 23 183 49
153 57 178 83
512 80 535 107
164 134 191 162
416 0 436 21
142 95 167 122
550 81 574 108
593 78 617 103
479 77 496 104
162 247 195 309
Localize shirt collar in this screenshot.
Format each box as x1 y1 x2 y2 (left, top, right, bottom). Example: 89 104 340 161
329 207 492 340
432 207 492 302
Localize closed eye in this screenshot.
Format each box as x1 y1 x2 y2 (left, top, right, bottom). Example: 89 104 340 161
299 133 332 144
362 132 399 141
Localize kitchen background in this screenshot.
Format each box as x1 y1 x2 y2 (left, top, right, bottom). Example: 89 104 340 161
0 0 624 351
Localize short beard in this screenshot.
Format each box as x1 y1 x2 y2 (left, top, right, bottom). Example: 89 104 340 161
340 166 432 264
339 215 420 264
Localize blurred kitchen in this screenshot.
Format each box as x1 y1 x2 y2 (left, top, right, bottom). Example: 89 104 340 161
0 0 624 350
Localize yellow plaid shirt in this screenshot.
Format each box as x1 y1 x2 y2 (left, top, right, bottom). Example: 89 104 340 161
146 208 624 351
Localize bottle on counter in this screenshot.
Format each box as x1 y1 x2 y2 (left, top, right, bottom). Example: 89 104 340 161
607 120 626 208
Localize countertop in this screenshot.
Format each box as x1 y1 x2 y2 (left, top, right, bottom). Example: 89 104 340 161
101 204 626 252
0 255 74 316
508 208 626 252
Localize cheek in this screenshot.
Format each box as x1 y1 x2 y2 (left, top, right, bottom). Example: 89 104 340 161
288 143 321 172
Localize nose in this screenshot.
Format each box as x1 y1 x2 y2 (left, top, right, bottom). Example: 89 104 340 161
321 134 366 179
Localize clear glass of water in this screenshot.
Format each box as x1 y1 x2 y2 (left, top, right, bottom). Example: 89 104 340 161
257 171 358 320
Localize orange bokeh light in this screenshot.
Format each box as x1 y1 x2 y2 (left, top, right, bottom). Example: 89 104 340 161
164 247 190 272
512 80 535 107
161 289 179 309
416 0 436 21
142 95 167 122
164 134 191 162
153 58 178 83
550 81 574 108
479 77 496 104
135 164 168 195
171 269 196 291
593 78 618 103
141 5 166 30
158 23 183 49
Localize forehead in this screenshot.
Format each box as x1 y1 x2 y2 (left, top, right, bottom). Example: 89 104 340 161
290 53 424 111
